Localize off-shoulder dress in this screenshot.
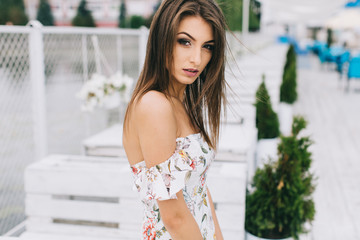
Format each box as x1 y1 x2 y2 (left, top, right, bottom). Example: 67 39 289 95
130 133 216 240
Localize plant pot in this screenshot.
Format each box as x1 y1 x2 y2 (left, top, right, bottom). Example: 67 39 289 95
278 102 293 136
245 231 292 240
256 138 279 169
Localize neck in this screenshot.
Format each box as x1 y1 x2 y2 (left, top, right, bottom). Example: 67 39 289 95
169 81 186 102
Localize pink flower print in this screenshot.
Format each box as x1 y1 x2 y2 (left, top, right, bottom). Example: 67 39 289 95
200 174 206 187
163 173 175 190
143 218 156 240
146 184 155 201
190 159 196 170
131 166 138 175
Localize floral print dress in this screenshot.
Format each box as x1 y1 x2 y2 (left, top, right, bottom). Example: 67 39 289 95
130 133 216 240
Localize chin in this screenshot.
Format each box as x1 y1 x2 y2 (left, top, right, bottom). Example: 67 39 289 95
180 76 198 85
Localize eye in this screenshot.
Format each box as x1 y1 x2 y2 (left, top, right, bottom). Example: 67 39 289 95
203 44 214 51
177 38 191 46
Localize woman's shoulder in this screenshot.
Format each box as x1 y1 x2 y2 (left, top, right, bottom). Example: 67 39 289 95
134 90 174 117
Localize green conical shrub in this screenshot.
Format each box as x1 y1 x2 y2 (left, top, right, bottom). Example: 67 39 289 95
245 116 315 239
255 77 280 140
129 15 145 29
36 0 55 26
72 0 96 27
118 0 127 28
280 45 297 104
0 0 28 25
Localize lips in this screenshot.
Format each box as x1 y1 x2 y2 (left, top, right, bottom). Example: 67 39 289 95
183 68 199 77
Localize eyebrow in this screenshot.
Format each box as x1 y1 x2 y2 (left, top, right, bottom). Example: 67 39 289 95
177 32 215 43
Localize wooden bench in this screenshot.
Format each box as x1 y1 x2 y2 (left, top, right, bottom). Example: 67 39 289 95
21 154 246 239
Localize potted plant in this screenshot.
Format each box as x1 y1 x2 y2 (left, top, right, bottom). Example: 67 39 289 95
254 76 280 176
245 116 315 240
279 45 297 136
76 72 133 114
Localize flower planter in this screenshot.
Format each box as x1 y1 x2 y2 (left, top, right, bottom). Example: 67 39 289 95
256 138 279 169
279 102 293 136
245 231 311 240
246 231 292 240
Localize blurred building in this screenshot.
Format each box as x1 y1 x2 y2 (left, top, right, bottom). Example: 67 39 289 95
24 0 159 27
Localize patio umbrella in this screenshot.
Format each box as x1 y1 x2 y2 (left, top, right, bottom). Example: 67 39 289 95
326 9 360 29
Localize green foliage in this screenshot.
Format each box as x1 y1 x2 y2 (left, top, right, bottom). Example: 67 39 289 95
280 45 297 104
118 0 127 28
217 0 242 31
245 116 315 239
255 77 280 140
72 0 96 27
129 15 145 29
0 0 28 25
216 0 260 32
249 0 261 32
36 0 55 26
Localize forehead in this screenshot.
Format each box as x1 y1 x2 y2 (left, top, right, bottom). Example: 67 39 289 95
177 16 213 41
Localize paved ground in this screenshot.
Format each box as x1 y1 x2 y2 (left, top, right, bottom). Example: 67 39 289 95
294 55 360 240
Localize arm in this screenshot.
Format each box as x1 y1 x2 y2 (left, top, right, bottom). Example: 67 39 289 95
135 91 202 240
157 191 203 239
207 188 224 240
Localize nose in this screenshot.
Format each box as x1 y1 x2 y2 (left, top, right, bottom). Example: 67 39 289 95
190 47 201 66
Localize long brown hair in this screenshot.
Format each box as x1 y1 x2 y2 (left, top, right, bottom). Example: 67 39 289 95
124 0 227 149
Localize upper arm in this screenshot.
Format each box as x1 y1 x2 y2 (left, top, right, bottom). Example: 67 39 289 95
134 91 177 168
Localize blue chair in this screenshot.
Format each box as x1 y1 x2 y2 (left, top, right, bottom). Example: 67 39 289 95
312 41 327 55
346 56 360 91
318 47 329 64
335 51 350 78
277 35 309 55
326 46 344 63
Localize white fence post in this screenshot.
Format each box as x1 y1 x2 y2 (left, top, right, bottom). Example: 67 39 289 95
138 27 148 74
242 0 250 36
28 20 47 161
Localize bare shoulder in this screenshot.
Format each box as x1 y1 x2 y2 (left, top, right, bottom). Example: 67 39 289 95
134 91 175 124
135 90 172 113
132 91 178 167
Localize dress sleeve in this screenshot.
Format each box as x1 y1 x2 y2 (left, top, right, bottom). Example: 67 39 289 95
133 149 194 201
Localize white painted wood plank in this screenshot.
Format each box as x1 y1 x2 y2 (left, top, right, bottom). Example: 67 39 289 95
294 55 360 240
82 124 123 149
25 218 141 239
21 230 140 240
208 162 247 203
25 155 136 198
25 194 142 224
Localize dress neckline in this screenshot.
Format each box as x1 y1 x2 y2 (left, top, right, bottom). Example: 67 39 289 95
130 133 201 168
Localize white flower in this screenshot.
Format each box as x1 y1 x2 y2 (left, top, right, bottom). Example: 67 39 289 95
76 72 134 112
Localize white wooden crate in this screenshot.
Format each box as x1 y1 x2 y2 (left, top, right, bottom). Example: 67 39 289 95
82 124 126 157
82 123 256 163
207 161 247 239
24 155 142 239
23 154 247 240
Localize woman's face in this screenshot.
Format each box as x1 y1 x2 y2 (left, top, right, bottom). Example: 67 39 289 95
171 15 214 87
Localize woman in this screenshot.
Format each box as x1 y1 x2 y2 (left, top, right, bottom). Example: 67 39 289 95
123 0 227 239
